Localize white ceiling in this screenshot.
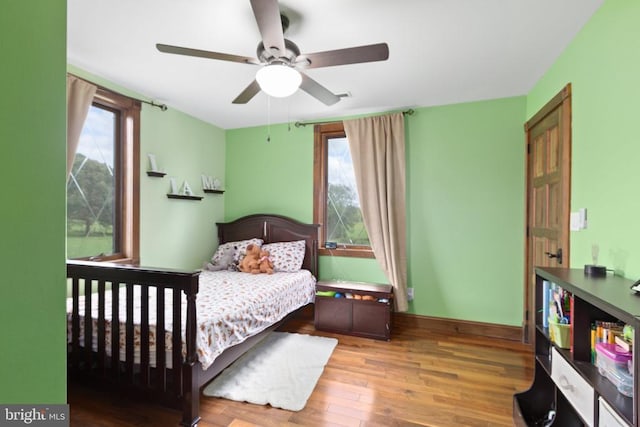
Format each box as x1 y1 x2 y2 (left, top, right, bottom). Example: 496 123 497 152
67 0 604 130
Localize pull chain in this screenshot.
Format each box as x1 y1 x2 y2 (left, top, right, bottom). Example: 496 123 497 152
287 97 291 132
266 95 271 143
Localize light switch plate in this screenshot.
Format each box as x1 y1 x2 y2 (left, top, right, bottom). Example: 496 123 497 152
579 208 587 229
570 212 581 231
570 208 588 231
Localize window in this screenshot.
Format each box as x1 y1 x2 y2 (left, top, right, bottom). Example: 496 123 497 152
66 87 140 262
313 123 373 258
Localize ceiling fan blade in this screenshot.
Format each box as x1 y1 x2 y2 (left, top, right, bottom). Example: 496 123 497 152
157 43 260 65
299 43 389 69
250 0 286 56
299 73 340 106
232 80 262 104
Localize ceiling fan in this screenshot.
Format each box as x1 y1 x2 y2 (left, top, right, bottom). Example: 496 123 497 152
156 0 389 106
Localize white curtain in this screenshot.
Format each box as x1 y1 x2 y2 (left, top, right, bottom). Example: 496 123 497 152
343 113 408 312
66 75 97 178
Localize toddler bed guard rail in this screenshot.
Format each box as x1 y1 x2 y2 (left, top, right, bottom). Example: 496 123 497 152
67 260 202 426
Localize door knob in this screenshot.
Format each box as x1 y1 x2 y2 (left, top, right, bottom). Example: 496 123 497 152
545 248 563 265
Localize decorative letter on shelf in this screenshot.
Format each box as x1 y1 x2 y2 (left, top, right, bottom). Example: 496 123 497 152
147 154 166 177
167 178 203 200
202 174 224 194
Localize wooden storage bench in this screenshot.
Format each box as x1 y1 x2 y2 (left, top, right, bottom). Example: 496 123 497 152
314 281 393 341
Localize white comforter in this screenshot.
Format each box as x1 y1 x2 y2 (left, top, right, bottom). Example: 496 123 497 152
66 270 316 370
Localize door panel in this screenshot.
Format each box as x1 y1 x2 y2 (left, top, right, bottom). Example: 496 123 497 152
524 84 572 344
549 182 561 228
533 136 545 178
548 127 559 173
533 186 546 228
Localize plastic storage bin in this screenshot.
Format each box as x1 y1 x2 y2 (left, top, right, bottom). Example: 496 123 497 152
595 342 633 397
548 318 571 349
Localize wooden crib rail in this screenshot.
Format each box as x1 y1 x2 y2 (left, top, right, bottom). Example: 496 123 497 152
66 260 201 425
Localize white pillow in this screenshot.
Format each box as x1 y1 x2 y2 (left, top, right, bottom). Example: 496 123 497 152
262 240 306 272
209 238 263 271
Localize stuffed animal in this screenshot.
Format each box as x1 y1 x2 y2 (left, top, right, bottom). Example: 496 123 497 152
205 246 234 271
238 243 261 274
258 249 274 274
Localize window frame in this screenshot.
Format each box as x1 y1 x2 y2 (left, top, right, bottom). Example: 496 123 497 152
313 122 374 259
67 86 140 264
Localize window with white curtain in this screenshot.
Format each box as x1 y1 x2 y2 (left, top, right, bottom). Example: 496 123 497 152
313 122 373 258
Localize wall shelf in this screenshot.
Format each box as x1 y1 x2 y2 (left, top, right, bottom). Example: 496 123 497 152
167 194 203 201
203 189 224 194
147 171 166 178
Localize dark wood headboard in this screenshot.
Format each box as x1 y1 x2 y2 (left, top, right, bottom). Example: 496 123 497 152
216 214 320 277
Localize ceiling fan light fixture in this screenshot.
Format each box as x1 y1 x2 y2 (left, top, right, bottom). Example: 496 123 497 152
256 64 301 98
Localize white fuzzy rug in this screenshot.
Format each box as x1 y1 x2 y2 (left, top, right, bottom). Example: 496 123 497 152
202 332 338 411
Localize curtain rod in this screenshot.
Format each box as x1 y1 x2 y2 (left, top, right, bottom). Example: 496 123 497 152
293 109 414 128
69 73 168 111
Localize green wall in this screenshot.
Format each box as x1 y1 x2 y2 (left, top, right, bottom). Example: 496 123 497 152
0 0 67 403
225 124 315 221
68 67 226 270
139 107 225 270
226 96 526 326
407 98 526 324
527 0 640 279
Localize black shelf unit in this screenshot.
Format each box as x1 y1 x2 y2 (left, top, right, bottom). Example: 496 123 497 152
203 189 224 194
514 268 640 426
146 171 166 177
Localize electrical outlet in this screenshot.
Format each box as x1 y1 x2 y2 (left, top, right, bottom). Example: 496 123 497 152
407 288 414 301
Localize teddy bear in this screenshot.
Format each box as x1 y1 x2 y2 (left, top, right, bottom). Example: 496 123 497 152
238 243 261 274
258 249 274 274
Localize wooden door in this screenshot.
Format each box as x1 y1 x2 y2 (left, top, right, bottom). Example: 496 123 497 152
523 84 572 344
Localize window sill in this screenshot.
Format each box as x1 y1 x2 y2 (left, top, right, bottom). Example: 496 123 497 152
318 247 375 259
68 256 139 266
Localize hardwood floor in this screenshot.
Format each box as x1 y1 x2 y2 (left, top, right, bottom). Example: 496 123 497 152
67 314 533 427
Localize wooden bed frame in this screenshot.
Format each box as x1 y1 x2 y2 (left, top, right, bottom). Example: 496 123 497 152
67 214 319 426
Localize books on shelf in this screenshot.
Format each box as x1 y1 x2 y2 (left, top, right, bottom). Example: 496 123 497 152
546 282 572 349
542 280 550 328
548 283 570 324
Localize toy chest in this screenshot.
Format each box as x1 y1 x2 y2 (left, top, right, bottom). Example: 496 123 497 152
595 342 633 397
